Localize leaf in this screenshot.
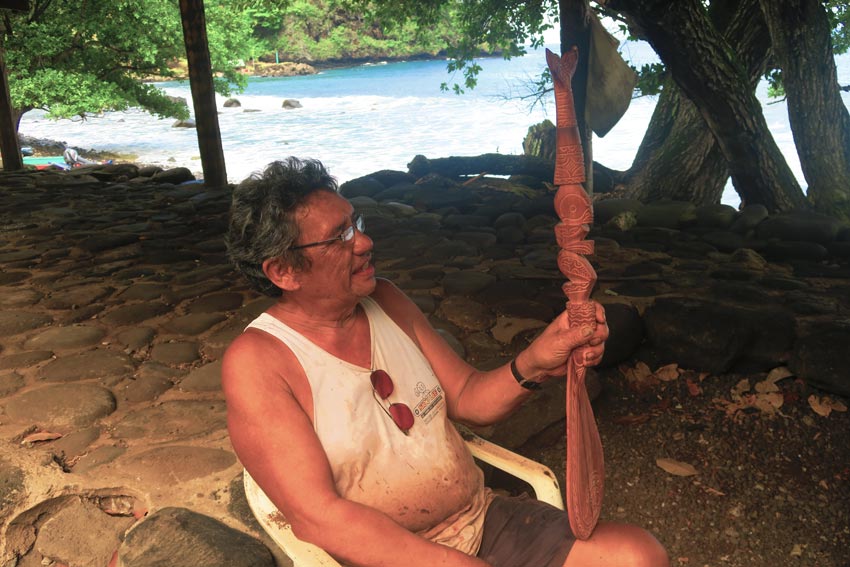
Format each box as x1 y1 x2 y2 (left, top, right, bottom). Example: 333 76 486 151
656 458 698 477
21 431 63 444
753 392 784 414
731 379 751 402
614 413 651 425
809 395 848 417
755 366 793 393
686 378 702 397
654 363 680 382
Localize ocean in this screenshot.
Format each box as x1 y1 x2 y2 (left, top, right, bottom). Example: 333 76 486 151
18 43 850 208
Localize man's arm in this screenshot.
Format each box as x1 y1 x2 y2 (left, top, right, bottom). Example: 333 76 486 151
222 331 491 567
371 279 607 426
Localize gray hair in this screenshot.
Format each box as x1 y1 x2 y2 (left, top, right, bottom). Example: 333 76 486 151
226 157 338 296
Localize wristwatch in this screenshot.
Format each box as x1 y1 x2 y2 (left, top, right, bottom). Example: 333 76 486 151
511 358 542 390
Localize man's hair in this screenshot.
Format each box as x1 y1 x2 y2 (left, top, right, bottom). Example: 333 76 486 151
226 157 338 296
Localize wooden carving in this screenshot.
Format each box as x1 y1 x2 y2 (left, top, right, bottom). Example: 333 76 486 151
546 47 604 540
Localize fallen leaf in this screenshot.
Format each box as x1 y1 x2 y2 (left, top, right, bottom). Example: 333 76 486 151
755 367 793 393
655 363 680 382
686 378 702 397
614 413 651 425
21 431 63 444
731 379 751 401
809 395 848 417
656 458 698 477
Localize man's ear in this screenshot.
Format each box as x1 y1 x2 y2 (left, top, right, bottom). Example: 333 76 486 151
262 257 301 292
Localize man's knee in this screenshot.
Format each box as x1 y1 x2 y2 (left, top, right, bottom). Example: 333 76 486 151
565 522 668 567
618 525 668 567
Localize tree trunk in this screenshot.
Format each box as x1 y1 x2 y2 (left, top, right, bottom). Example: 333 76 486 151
608 0 808 212
559 0 593 195
622 0 772 206
759 0 850 221
0 43 22 171
178 0 228 189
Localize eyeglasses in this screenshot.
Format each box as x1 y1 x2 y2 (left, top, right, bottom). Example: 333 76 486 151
290 214 365 251
370 369 414 435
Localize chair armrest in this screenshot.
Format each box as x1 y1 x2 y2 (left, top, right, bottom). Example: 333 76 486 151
461 431 565 510
244 470 343 567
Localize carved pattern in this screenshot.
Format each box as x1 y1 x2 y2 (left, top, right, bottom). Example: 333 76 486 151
546 47 604 541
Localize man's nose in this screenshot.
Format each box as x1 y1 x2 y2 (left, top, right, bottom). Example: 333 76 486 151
353 225 373 253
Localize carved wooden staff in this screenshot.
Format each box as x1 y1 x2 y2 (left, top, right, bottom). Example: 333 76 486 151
546 46 604 540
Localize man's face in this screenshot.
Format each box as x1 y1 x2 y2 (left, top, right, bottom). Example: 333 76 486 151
291 190 376 302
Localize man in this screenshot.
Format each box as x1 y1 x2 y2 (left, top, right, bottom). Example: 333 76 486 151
223 158 668 566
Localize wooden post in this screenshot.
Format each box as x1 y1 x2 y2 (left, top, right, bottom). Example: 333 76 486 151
178 0 228 188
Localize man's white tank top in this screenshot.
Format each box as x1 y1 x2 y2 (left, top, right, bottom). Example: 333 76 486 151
246 296 492 554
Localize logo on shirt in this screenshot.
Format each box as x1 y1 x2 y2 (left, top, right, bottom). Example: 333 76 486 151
413 381 444 424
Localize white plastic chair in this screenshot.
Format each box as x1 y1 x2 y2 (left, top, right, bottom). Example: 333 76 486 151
243 430 563 566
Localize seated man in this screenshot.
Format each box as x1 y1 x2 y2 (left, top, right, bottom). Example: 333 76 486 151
223 158 668 567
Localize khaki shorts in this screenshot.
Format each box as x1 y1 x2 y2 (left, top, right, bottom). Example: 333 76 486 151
476 494 575 567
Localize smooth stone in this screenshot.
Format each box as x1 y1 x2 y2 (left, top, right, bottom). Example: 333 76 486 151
643 297 753 374
694 203 739 228
49 427 102 461
77 233 138 253
493 212 527 229
492 299 554 321
424 239 480 262
491 316 546 344
598 302 644 368
118 507 274 567
149 341 200 364
0 271 29 284
409 293 436 314
100 301 172 326
730 204 769 233
462 331 504 361
118 282 170 301
185 292 244 314
166 280 229 302
72 445 128 473
790 326 850 397
729 248 768 271
39 350 134 384
41 283 114 310
0 287 43 308
118 447 237 485
4 383 116 429
759 275 809 290
112 400 227 441
593 198 645 225
756 211 844 243
701 230 745 252
0 371 25 397
0 456 25 513
0 310 53 336
604 211 639 232
31 496 136 567
436 296 495 331
763 241 829 262
116 367 176 403
340 175 387 199
179 360 223 392
441 270 497 296
636 200 697 229
164 313 226 335
0 350 53 370
496 225 526 244
24 324 106 350
115 327 157 352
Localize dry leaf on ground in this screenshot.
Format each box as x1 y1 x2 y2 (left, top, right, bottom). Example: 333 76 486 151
656 458 698 476
21 431 63 444
655 363 681 382
808 395 848 417
755 366 793 393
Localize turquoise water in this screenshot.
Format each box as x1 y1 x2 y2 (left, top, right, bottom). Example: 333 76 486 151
19 43 850 207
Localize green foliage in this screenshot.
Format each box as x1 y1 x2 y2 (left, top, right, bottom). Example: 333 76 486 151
2 0 257 126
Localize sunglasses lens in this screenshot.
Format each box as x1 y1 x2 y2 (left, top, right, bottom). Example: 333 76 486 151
370 369 393 399
389 403 414 432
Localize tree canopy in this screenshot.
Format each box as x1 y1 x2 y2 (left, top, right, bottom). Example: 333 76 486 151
0 0 267 129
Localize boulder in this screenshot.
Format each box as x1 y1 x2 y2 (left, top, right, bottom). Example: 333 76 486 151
756 212 843 243
223 98 241 108
281 99 302 109
789 326 850 397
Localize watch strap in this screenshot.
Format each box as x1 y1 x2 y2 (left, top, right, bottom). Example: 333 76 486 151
511 358 542 390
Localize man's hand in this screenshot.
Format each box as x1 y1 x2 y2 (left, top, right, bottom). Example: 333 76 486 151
516 302 608 381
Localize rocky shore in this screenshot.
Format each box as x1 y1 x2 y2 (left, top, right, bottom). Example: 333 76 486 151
1 162 848 566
